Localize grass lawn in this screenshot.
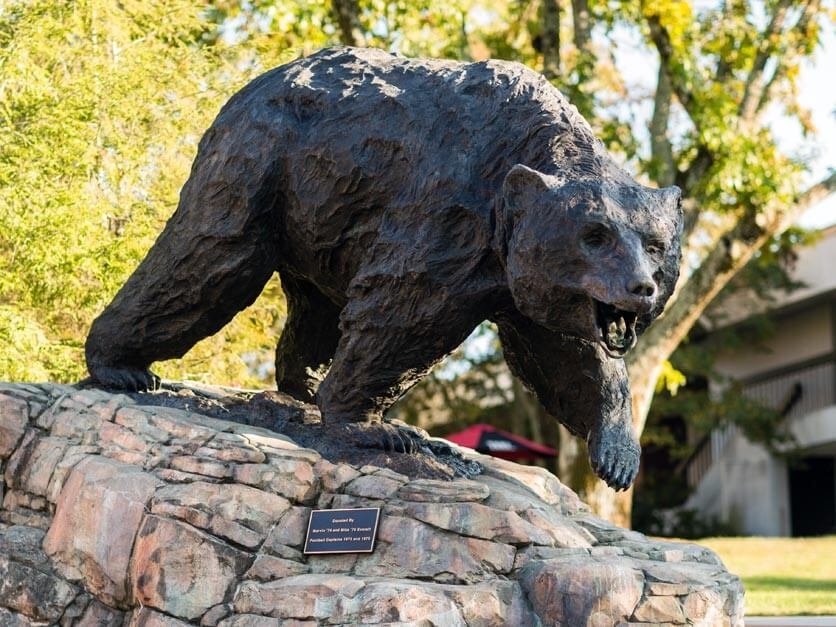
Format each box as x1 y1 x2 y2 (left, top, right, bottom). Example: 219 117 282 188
692 536 836 616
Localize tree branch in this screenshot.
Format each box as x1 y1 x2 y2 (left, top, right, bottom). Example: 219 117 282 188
777 171 836 230
646 14 695 116
571 0 591 52
739 0 793 121
650 62 675 187
674 145 714 196
631 171 836 373
646 12 715 202
754 0 821 117
713 23 733 81
542 0 560 80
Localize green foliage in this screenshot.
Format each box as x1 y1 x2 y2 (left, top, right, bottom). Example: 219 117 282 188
0 0 286 385
1 0 828 463
656 359 687 396
646 302 802 464
720 226 818 307
205 0 335 54
391 322 509 429
651 382 796 454
634 497 742 538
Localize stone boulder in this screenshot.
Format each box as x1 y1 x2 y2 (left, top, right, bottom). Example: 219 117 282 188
0 382 744 625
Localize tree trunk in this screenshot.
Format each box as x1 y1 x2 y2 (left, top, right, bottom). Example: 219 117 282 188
555 423 632 527
570 0 591 52
332 0 363 47
649 63 675 187
512 377 546 444
541 0 560 80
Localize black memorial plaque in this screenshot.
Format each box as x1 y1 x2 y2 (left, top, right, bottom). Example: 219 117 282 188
303 507 381 555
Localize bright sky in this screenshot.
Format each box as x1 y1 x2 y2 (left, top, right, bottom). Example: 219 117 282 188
608 5 835 230
790 24 836 229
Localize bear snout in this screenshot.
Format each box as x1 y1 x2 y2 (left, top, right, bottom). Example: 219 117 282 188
613 290 657 315
628 276 656 299
621 277 657 314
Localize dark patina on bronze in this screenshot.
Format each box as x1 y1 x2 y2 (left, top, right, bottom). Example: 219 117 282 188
85 47 683 490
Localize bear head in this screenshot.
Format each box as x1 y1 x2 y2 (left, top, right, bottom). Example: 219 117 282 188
498 164 683 358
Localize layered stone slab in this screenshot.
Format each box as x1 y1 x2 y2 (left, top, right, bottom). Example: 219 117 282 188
0 383 744 625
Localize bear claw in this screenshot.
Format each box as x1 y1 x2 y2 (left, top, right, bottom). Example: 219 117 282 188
87 365 161 392
334 421 429 454
589 428 640 491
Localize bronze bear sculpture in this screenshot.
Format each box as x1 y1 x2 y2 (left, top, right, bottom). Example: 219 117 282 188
85 47 683 490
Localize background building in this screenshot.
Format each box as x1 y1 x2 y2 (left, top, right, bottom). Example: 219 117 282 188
684 224 836 536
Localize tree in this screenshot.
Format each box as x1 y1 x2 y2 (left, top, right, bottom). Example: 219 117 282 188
0 0 289 385
332 0 364 45
540 0 561 79
611 0 834 525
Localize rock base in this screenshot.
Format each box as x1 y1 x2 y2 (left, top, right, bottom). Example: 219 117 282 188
0 382 744 626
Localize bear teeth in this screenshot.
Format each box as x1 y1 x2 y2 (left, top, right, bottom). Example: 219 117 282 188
607 321 624 347
595 301 638 357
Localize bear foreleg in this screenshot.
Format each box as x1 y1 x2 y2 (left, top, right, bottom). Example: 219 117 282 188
494 310 640 490
85 132 282 391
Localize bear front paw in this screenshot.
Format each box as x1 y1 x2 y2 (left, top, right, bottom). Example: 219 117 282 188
333 421 428 454
86 364 161 392
588 427 640 491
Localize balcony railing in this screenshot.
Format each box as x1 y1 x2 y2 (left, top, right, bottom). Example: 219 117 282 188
741 355 836 420
684 424 737 489
682 354 836 488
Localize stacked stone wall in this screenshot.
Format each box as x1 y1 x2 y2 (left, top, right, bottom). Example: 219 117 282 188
0 383 743 625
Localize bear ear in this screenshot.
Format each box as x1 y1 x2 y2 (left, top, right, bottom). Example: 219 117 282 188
636 185 684 335
501 164 552 210
659 185 683 229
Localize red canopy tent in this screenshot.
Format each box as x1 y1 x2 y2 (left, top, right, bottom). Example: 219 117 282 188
444 424 557 462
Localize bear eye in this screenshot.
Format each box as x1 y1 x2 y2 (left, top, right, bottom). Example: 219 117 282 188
645 239 666 257
582 224 612 250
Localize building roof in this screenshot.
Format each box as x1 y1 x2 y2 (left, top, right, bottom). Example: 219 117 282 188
444 424 557 461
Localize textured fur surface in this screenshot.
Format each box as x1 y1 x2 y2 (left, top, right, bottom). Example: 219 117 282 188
86 47 682 489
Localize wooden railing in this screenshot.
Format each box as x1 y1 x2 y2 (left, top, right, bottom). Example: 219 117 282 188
683 425 737 488
682 354 836 488
741 355 836 420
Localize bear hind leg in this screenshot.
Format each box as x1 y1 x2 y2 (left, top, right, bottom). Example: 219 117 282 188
274 275 342 403
316 273 482 425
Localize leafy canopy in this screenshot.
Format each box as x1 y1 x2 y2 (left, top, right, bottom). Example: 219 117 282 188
0 0 291 385
1 0 828 420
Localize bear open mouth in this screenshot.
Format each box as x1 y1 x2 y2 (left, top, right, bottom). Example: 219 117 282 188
594 301 638 358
